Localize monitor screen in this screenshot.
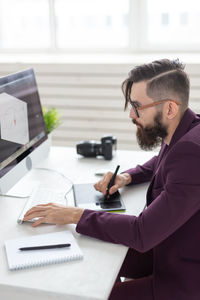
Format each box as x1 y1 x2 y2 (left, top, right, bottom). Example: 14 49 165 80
0 69 49 194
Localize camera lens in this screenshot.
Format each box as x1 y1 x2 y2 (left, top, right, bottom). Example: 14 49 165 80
76 141 101 157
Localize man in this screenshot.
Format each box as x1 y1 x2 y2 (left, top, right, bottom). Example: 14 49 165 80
24 59 200 300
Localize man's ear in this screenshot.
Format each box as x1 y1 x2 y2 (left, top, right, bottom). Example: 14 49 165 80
166 101 179 120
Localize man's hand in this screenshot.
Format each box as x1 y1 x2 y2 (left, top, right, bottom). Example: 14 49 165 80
23 203 84 227
94 172 131 196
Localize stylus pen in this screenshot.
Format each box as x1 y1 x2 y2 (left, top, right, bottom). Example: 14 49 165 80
105 165 120 200
19 243 71 251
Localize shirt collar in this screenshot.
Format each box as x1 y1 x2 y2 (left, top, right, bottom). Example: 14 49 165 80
168 108 198 149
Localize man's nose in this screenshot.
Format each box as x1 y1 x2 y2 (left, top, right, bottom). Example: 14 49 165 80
129 106 138 119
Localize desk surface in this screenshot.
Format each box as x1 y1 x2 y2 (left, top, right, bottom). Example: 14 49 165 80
0 146 156 300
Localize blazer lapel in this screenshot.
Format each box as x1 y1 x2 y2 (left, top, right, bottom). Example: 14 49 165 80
146 108 197 206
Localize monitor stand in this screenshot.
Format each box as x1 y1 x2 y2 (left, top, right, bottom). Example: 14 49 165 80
5 167 72 198
5 171 40 198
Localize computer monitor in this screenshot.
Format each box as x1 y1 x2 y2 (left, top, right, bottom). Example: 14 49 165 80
0 68 49 194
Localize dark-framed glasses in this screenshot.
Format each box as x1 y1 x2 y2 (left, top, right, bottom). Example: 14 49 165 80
129 99 181 118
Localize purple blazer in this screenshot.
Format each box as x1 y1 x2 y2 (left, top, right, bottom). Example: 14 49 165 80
76 108 200 300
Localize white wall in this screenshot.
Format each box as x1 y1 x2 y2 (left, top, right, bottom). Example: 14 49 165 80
0 61 199 151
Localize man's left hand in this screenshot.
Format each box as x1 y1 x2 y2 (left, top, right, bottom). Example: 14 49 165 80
23 203 84 227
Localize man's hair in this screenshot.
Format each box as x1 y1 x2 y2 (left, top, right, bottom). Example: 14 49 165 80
122 58 190 112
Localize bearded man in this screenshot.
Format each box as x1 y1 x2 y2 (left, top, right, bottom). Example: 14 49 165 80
24 59 200 300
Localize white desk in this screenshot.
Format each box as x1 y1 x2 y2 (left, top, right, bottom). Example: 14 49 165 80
0 146 156 300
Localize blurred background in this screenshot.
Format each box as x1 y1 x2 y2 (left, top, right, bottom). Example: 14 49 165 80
0 0 200 150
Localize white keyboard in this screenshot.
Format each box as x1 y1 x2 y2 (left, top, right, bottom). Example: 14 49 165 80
17 186 67 224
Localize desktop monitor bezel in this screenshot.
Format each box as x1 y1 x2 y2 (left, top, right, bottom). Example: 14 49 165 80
0 68 50 194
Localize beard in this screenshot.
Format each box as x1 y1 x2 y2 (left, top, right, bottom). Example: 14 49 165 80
132 112 168 151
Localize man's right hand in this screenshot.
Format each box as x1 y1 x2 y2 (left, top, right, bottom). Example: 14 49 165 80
94 172 131 196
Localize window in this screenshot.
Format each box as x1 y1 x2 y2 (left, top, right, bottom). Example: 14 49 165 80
145 0 200 50
0 0 50 48
0 0 200 52
55 0 129 49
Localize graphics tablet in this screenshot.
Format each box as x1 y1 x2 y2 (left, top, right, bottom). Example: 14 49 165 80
73 183 126 212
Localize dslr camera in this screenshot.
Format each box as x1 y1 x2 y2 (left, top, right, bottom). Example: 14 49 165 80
76 135 117 160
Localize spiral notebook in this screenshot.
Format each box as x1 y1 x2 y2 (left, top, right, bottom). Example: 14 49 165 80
5 231 83 270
